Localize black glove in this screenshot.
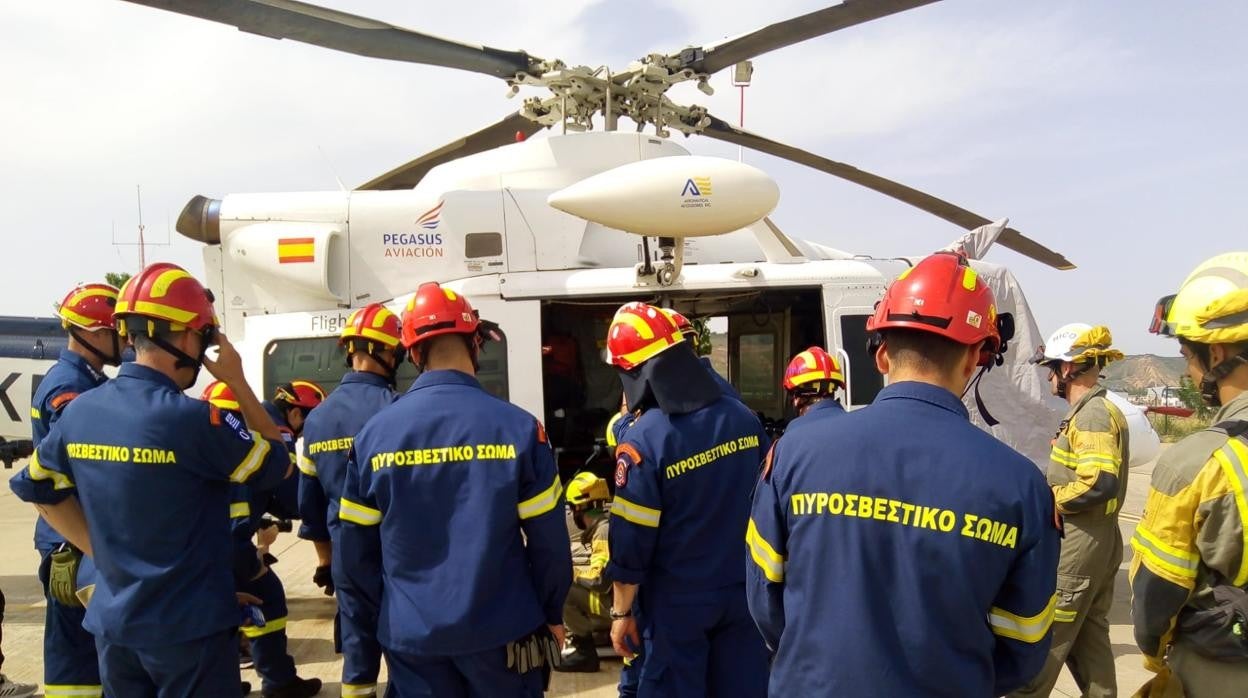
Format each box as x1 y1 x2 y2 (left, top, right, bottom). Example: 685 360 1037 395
49 545 83 608
313 564 334 596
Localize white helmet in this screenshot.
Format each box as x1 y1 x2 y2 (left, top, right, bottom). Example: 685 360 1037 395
1031 323 1124 365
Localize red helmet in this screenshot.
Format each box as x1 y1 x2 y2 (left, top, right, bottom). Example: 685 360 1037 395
114 262 217 337
274 380 326 410
200 380 240 411
57 283 119 332
660 308 695 341
607 302 685 371
401 282 480 348
341 303 402 350
867 252 1002 365
783 347 844 394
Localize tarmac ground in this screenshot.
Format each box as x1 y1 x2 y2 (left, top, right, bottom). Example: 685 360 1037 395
0 452 1161 697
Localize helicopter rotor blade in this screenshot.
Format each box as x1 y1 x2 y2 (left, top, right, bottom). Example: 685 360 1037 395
121 0 540 79
358 112 545 190
680 0 941 76
700 115 1074 270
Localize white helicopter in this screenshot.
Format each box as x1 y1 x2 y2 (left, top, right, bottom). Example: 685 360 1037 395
1 0 1160 472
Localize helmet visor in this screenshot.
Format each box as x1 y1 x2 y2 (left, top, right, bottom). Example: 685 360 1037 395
1149 294 1177 336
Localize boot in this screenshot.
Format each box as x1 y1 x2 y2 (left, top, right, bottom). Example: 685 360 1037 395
555 636 600 673
241 681 252 696
262 676 322 697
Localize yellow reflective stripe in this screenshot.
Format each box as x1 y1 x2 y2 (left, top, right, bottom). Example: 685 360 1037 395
230 501 251 519
588 591 603 616
356 326 399 346
31 406 41 419
149 267 193 298
297 453 318 477
29 450 74 490
44 686 104 698
518 474 562 520
1076 453 1121 472
1130 525 1200 580
117 299 197 324
989 593 1057 643
589 553 610 568
59 307 105 329
339 497 382 526
611 495 661 528
1054 609 1078 623
1215 439 1248 586
1106 498 1118 515
228 433 271 484
240 615 287 638
745 518 786 583
605 412 624 448
1050 446 1077 469
342 684 378 697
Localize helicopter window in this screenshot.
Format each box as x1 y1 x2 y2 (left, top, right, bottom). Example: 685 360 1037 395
263 332 508 400
839 314 884 406
465 232 503 258
736 332 779 413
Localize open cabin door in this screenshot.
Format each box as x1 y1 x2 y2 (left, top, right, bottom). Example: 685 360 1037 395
728 308 788 420
822 283 886 410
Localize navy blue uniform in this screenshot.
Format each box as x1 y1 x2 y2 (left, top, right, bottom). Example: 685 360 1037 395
339 370 571 697
747 381 1061 697
298 371 395 696
10 363 291 698
29 349 106 698
229 484 299 694
262 400 301 520
699 357 741 402
607 396 770 697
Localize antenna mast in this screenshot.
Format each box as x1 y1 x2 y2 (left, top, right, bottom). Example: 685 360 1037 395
136 184 146 268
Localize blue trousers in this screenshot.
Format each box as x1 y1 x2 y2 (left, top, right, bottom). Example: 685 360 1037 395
617 599 644 698
96 628 239 698
383 646 543 698
637 585 768 698
239 568 297 693
39 547 103 698
333 529 383 695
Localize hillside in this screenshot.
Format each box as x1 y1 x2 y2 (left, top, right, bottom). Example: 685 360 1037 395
1093 354 1186 393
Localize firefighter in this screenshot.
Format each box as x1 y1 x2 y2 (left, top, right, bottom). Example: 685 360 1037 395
1131 251 1248 697
747 252 1061 697
204 382 323 698
24 283 121 698
297 303 401 698
264 380 327 520
337 282 571 696
555 473 613 673
8 262 293 697
782 346 845 422
605 301 769 697
1011 324 1128 698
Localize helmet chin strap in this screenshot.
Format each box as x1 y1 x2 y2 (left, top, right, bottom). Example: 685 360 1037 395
1199 348 1248 407
147 334 206 389
69 327 122 367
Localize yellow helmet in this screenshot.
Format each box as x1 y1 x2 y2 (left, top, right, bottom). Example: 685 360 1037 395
1151 252 1248 345
1031 324 1124 366
566 472 610 507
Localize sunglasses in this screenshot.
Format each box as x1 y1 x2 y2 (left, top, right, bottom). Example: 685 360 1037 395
1149 294 1177 336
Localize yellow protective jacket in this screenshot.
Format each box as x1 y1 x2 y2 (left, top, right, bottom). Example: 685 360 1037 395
1048 385 1130 519
572 512 612 594
1129 391 1248 661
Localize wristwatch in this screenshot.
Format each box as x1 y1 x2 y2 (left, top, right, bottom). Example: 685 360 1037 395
610 608 632 620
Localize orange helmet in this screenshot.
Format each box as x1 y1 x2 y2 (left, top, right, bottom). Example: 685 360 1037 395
660 308 695 341
201 380 240 411
607 302 685 371
867 252 1005 366
341 303 402 350
401 282 480 348
783 347 844 395
57 283 119 332
114 262 218 338
274 380 326 410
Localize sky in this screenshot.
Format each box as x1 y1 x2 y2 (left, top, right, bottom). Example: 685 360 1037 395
2 0 1245 355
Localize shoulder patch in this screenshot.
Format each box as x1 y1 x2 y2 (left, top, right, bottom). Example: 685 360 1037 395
49 392 80 411
615 444 641 489
536 420 548 444
209 405 222 426
223 411 252 442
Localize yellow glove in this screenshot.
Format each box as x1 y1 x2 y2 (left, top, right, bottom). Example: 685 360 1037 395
1142 654 1167 674
1131 664 1184 698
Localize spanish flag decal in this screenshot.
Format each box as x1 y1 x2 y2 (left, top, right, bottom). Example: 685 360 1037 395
277 237 315 264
